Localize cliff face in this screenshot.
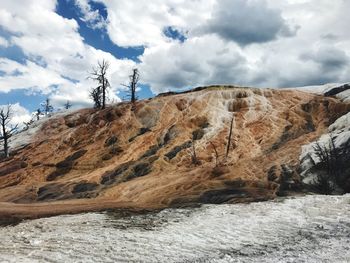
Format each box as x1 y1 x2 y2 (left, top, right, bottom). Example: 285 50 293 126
0 86 349 213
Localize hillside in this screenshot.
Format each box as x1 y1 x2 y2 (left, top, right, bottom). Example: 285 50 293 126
0 85 349 219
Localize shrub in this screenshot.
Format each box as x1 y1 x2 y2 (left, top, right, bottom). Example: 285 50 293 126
311 134 350 194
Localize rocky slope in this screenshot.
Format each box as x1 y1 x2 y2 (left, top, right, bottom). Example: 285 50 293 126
0 85 349 218
299 83 350 192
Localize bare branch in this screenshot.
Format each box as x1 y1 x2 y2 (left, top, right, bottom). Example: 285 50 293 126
89 59 111 109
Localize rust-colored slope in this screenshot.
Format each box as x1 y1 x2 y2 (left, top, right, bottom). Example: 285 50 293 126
0 86 349 218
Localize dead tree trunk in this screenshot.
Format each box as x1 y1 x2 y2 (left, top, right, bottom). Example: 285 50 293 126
0 105 18 158
122 68 140 106
225 115 234 159
41 98 53 115
130 69 138 104
1 119 8 158
209 141 219 167
64 100 72 110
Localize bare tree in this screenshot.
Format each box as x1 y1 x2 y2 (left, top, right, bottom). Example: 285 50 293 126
190 139 200 165
64 100 72 110
41 98 54 115
123 68 140 104
0 105 18 158
311 134 342 194
89 60 110 109
89 87 101 109
209 141 219 167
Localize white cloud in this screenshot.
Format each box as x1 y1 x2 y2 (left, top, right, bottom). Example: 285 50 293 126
0 58 69 94
73 0 106 29
0 103 31 128
94 0 350 90
0 0 136 108
0 0 350 112
0 36 9 47
196 0 298 45
98 0 215 47
140 35 248 93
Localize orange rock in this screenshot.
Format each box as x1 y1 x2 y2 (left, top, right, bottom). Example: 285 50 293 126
0 86 349 218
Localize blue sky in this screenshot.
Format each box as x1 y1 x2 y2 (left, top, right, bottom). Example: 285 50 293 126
0 0 349 122
0 0 154 113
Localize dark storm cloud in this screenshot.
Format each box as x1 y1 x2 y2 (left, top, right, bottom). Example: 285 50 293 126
198 0 298 46
206 56 248 85
321 33 338 41
301 47 349 71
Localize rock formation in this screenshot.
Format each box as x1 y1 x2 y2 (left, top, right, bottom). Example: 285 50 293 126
0 85 349 219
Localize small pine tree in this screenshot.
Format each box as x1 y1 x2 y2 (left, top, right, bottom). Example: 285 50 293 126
41 98 54 115
35 108 41 121
64 100 72 109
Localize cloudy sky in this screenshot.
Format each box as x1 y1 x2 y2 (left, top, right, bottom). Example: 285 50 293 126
0 0 349 121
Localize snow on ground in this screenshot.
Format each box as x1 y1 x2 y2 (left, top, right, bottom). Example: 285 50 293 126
300 112 350 183
292 83 344 94
329 112 350 132
0 194 349 263
10 108 77 151
298 83 350 183
292 82 350 102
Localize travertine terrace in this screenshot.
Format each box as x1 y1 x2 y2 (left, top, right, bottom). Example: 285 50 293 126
0 86 349 219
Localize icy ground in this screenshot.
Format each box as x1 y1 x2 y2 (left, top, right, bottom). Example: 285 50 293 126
10 108 76 150
0 195 349 263
292 82 350 103
299 111 350 183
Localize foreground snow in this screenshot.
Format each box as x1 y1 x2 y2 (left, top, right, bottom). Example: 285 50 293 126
0 194 349 263
300 111 350 184
10 108 76 150
293 82 350 102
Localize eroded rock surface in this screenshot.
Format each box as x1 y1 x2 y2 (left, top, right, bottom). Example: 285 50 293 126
0 86 349 215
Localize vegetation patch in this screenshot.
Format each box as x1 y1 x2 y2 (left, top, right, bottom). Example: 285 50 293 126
104 135 117 147
47 149 87 181
307 135 350 194
199 188 248 204
100 161 133 185
267 165 278 182
37 183 67 201
210 166 230 178
101 153 112 161
141 145 160 158
277 164 300 196
72 182 98 193
270 124 296 151
165 141 192 160
124 162 152 181
192 129 205 140
101 156 157 185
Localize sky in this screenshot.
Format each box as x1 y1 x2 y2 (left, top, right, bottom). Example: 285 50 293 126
0 0 350 124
